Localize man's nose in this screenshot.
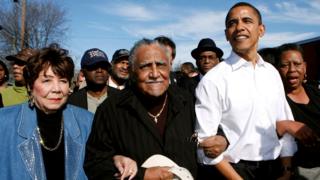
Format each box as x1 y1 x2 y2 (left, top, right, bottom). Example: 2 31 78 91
150 64 160 78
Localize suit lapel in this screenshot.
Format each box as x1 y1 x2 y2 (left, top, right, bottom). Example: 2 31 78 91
64 132 82 180
163 87 185 128
122 92 164 147
131 99 164 147
18 104 46 179
63 106 82 180
18 133 46 180
118 87 188 148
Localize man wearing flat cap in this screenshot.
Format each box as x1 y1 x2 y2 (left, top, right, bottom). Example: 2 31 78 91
108 49 130 90
0 48 37 107
68 48 118 113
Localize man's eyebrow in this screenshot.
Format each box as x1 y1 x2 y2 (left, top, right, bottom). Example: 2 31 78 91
139 59 166 65
137 61 153 68
242 16 254 20
226 18 237 24
156 60 166 64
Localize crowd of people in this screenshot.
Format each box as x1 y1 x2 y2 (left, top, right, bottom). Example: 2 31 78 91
0 2 319 180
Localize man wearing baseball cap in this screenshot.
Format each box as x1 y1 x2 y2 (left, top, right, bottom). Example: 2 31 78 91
0 48 37 107
108 49 130 90
68 48 118 113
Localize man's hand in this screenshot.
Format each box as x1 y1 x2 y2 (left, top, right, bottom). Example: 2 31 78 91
199 135 228 158
144 167 174 180
113 155 137 180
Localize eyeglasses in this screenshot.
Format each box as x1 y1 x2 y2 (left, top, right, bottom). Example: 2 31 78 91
198 55 219 62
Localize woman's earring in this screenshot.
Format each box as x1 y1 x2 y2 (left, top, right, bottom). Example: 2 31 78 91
29 95 35 108
303 73 307 83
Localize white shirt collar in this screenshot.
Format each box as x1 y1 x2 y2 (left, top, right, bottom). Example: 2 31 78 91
108 76 125 90
226 51 266 71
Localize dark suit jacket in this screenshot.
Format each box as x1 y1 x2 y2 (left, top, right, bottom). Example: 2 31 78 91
84 85 198 179
170 71 178 85
177 74 200 97
68 86 119 110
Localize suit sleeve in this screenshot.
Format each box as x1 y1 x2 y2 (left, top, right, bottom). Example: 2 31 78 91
84 103 117 179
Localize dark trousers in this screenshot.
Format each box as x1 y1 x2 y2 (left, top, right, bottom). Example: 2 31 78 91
197 159 282 180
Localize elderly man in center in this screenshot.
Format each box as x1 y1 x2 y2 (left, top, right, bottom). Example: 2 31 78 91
84 38 229 180
84 38 197 179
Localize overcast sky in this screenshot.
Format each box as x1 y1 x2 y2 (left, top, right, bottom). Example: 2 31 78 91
7 0 320 70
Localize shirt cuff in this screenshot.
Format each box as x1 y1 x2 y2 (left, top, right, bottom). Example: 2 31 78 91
197 149 224 165
279 133 297 157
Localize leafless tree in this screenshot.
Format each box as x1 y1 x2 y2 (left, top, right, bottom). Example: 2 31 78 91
0 0 68 58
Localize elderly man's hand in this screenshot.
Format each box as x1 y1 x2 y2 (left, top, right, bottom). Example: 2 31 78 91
144 167 174 180
199 135 228 158
113 155 137 180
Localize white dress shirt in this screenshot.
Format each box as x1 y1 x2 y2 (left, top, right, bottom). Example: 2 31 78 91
108 76 125 90
195 51 297 165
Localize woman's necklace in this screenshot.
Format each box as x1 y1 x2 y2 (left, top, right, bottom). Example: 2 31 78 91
37 118 64 151
147 94 168 123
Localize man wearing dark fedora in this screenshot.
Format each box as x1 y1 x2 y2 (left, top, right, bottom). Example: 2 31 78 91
178 38 224 97
0 48 38 107
191 38 223 76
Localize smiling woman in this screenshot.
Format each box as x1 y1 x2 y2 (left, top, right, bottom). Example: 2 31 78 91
25 48 74 114
0 46 94 180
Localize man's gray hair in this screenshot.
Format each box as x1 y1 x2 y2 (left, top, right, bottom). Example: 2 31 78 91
128 38 169 70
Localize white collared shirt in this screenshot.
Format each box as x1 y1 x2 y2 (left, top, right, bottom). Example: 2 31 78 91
195 51 297 165
108 76 125 90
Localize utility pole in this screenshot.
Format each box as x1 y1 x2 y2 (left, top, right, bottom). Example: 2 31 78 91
20 0 26 49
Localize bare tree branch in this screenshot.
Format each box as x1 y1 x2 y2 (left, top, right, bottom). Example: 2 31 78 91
0 0 68 60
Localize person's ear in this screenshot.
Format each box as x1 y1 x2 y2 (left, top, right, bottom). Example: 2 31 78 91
224 29 230 42
259 24 265 38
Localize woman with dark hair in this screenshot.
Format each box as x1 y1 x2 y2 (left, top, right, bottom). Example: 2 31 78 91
0 60 10 92
0 46 93 179
275 43 320 179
